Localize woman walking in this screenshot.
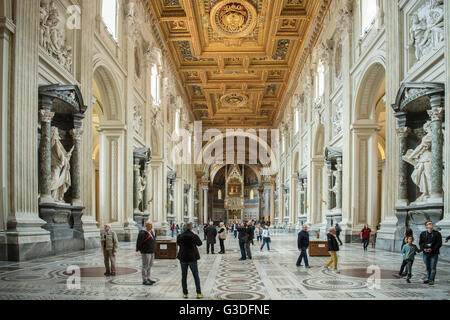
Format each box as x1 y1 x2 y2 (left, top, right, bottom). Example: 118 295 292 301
323 227 340 273
360 224 371 251
255 224 262 244
260 225 271 252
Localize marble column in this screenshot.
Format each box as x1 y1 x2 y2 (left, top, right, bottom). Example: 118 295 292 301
133 164 140 213
264 186 270 219
396 127 410 206
203 185 209 223
38 108 54 204
428 99 444 202
70 128 83 206
335 158 343 210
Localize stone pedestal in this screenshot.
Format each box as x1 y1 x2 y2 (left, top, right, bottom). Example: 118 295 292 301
39 203 85 255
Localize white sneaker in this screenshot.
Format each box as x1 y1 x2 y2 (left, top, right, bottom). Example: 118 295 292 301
332 269 340 274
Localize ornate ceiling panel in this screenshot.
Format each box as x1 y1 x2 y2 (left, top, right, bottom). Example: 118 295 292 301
142 0 328 128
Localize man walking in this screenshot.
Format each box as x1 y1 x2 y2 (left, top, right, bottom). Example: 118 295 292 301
205 221 217 254
419 221 442 285
101 224 118 276
296 224 310 268
323 227 340 273
136 221 156 285
237 223 249 260
245 221 255 259
177 222 203 299
218 222 227 254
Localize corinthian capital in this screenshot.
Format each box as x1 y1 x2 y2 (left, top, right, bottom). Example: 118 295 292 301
70 128 84 141
427 107 444 122
39 109 55 123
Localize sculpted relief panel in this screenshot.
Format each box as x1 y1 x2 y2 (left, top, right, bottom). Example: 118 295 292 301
408 0 444 63
40 0 73 72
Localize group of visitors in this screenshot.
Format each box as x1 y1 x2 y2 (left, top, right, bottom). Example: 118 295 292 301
100 218 447 299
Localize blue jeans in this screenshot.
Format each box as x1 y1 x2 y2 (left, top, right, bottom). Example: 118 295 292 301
171 230 174 237
260 237 270 251
180 261 201 294
239 241 246 259
234 230 237 238
296 248 309 266
423 254 439 282
257 235 262 242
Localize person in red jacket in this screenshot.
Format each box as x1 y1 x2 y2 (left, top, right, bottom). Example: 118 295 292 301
360 224 371 252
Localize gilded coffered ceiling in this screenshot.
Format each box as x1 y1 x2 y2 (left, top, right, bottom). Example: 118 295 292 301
142 0 329 128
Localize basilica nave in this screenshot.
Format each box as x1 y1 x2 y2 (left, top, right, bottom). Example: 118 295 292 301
0 0 449 300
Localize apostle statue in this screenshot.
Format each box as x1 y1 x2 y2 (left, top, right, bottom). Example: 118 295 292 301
137 173 146 209
402 121 432 203
50 127 74 202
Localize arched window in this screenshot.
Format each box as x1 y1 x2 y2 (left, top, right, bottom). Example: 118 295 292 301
102 0 118 40
361 0 377 34
281 133 286 154
151 65 160 105
315 64 325 98
294 109 299 134
218 189 222 200
250 189 254 200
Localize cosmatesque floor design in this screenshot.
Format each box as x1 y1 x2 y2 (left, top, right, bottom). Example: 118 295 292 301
0 232 449 300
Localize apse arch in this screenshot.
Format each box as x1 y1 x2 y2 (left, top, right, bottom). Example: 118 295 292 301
195 130 279 176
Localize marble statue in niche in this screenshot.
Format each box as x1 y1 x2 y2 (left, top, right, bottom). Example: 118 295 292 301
133 105 144 137
402 121 432 203
137 173 146 209
39 0 73 72
332 102 343 135
50 127 74 202
409 0 444 61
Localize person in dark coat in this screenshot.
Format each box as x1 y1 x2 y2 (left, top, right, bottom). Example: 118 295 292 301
323 227 340 273
245 221 255 259
237 223 249 260
176 222 203 299
296 224 310 268
205 222 217 254
419 221 442 285
203 224 208 240
136 221 157 285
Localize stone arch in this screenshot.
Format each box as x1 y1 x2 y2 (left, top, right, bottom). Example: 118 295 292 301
354 61 386 121
351 61 387 231
92 61 124 122
313 124 325 156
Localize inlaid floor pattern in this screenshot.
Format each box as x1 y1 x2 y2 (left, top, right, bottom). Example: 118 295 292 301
0 232 449 300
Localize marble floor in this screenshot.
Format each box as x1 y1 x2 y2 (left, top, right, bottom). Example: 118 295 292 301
0 232 449 300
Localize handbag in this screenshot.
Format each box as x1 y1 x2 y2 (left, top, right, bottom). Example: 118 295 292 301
266 237 271 243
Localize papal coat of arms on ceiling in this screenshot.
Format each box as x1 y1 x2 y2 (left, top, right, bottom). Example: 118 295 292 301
210 0 257 38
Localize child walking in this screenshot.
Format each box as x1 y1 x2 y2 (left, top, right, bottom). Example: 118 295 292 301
400 236 421 283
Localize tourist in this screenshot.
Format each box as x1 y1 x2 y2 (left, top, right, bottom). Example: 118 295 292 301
176 222 203 299
203 223 208 240
296 224 310 268
396 227 414 277
171 223 175 238
360 224 371 251
176 224 180 235
101 224 118 276
260 225 271 252
237 223 249 260
323 227 340 273
246 221 255 259
233 221 238 239
255 224 262 244
445 235 450 243
218 222 227 254
335 222 343 246
205 221 217 254
136 220 156 285
419 221 442 285
401 236 421 283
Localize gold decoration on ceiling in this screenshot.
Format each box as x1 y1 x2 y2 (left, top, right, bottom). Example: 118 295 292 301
210 0 257 38
141 0 329 128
